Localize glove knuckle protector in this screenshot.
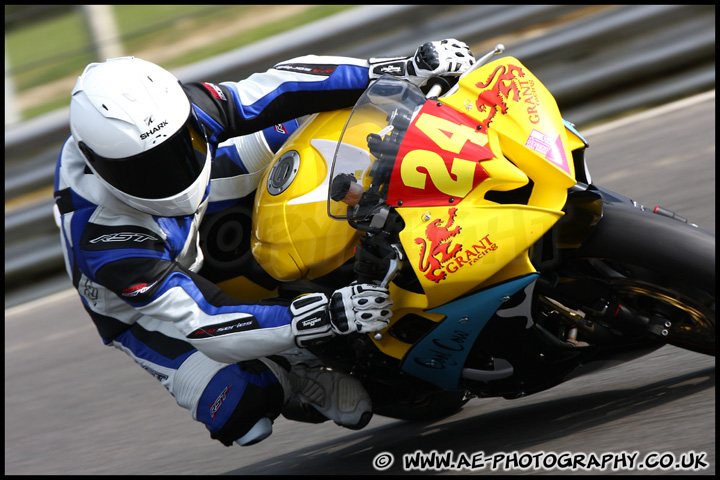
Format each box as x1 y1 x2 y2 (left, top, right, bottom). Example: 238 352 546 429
411 38 474 82
330 289 354 334
368 38 473 88
329 284 393 334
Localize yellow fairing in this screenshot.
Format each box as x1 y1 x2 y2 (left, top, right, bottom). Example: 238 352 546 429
251 57 582 362
397 204 563 308
252 110 362 281
441 56 577 210
374 58 580 360
377 203 560 359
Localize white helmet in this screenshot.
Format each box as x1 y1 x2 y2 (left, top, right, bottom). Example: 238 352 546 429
70 57 211 217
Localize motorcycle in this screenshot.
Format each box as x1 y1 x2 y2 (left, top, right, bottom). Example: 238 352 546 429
201 45 715 421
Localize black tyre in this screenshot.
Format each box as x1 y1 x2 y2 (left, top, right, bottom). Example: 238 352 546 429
563 201 715 355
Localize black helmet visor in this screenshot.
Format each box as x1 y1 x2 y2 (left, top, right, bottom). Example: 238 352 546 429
79 110 208 199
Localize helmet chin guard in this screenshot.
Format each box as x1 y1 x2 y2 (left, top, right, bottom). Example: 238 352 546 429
70 56 211 216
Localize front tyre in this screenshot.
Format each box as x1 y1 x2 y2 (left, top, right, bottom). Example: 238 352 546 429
557 199 715 355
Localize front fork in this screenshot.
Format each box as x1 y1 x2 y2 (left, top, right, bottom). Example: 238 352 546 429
533 183 691 345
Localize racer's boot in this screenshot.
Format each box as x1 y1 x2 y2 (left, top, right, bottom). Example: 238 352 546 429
261 357 373 430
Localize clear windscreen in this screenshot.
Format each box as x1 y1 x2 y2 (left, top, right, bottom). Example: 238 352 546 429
328 76 427 220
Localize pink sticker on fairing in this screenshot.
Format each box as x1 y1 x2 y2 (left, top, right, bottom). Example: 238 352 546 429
525 130 570 175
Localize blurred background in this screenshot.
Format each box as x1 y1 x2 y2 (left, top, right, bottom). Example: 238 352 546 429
4 5 716 308
5 5 355 123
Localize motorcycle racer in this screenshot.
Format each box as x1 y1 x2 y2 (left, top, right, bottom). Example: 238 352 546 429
53 39 474 447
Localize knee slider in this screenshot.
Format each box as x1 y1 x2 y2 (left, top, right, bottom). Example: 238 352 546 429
202 360 284 447
235 417 273 446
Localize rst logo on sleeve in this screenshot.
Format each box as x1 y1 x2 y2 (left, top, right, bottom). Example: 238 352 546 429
90 232 159 243
82 225 164 252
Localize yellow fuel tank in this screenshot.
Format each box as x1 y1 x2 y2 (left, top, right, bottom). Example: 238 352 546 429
251 110 362 281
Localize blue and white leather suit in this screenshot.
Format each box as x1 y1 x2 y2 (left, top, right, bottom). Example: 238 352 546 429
54 55 374 446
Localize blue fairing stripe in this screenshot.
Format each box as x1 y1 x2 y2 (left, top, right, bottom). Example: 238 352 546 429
563 119 588 146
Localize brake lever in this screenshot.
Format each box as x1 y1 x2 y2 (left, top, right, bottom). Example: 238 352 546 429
374 244 402 341
380 244 403 288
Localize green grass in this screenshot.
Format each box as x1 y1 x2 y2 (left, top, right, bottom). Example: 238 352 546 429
158 5 356 69
6 10 94 89
22 95 74 122
5 5 357 121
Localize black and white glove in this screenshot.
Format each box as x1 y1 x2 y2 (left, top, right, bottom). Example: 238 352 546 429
369 38 475 87
290 284 393 348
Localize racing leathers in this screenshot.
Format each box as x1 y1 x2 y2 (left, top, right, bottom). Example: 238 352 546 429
54 54 380 446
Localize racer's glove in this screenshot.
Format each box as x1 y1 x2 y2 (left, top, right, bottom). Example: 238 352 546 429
369 38 474 87
290 284 393 348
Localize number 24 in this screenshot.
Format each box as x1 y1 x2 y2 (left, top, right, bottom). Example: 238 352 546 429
401 113 488 198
